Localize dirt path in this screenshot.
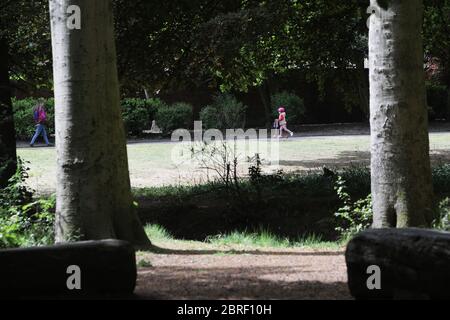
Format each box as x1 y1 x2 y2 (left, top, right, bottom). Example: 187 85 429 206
134 242 351 300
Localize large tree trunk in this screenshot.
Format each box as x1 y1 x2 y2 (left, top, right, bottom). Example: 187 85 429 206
0 37 17 187
49 0 150 247
368 0 434 227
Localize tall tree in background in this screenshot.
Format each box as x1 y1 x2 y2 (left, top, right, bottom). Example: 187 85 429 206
368 0 434 227
0 0 51 186
0 1 18 186
0 37 16 187
49 0 150 246
424 0 450 118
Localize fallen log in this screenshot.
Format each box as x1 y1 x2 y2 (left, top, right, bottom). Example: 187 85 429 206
345 228 450 299
0 239 137 298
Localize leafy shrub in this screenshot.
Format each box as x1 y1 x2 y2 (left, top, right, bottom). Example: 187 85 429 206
432 197 450 231
432 164 450 195
13 98 55 140
155 102 193 133
271 91 306 124
0 158 33 208
340 166 371 199
199 94 247 129
13 97 171 139
121 98 162 136
0 158 55 248
427 83 448 120
334 175 372 241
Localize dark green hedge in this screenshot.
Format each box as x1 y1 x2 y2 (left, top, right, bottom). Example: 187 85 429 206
13 97 194 139
427 83 449 120
155 102 193 133
121 98 163 136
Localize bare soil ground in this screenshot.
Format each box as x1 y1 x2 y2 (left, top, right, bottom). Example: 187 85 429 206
134 241 351 300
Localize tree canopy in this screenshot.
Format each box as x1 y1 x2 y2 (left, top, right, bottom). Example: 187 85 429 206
1 0 448 101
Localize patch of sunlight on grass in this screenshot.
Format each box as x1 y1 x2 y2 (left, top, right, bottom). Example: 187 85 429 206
136 259 152 268
207 230 290 248
144 224 174 242
293 234 344 250
206 229 341 249
144 225 344 250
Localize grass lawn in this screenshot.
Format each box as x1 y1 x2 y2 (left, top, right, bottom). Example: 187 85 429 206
17 132 450 194
142 224 343 252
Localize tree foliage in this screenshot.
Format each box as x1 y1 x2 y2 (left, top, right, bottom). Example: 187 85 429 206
0 0 447 101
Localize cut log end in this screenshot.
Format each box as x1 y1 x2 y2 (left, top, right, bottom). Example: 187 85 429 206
0 239 137 299
345 228 450 300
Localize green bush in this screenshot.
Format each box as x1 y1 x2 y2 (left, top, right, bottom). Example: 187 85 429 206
432 164 450 195
0 158 55 248
155 102 193 133
13 98 55 140
433 198 450 231
334 175 372 241
427 83 448 120
271 91 306 124
199 94 247 129
13 97 171 139
121 98 163 136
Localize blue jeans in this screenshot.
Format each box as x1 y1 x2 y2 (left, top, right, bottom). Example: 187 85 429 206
30 124 50 145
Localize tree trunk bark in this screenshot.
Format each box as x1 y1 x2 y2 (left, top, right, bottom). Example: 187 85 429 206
0 37 17 187
49 0 150 247
368 0 434 227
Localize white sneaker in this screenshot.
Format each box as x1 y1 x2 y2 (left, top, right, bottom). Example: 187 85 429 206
290 132 294 137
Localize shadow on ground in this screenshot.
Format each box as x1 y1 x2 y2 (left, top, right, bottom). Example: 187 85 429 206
280 150 450 169
149 245 343 256
134 244 350 299
135 265 351 299
279 151 370 169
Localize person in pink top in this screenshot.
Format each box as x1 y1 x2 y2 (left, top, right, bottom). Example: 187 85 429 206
30 102 51 147
276 107 293 138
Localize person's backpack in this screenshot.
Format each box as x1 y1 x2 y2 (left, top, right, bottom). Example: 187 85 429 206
33 107 46 123
39 109 47 122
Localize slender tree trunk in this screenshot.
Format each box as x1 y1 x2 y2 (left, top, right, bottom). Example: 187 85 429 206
356 60 370 119
447 85 450 121
49 0 150 247
143 87 150 99
446 75 450 121
257 81 272 128
0 37 17 187
368 0 434 228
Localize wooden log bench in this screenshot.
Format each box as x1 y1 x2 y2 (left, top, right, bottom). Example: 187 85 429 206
345 228 450 299
0 239 137 298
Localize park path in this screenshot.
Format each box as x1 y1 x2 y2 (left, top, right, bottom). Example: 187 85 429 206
15 121 450 148
134 244 351 300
